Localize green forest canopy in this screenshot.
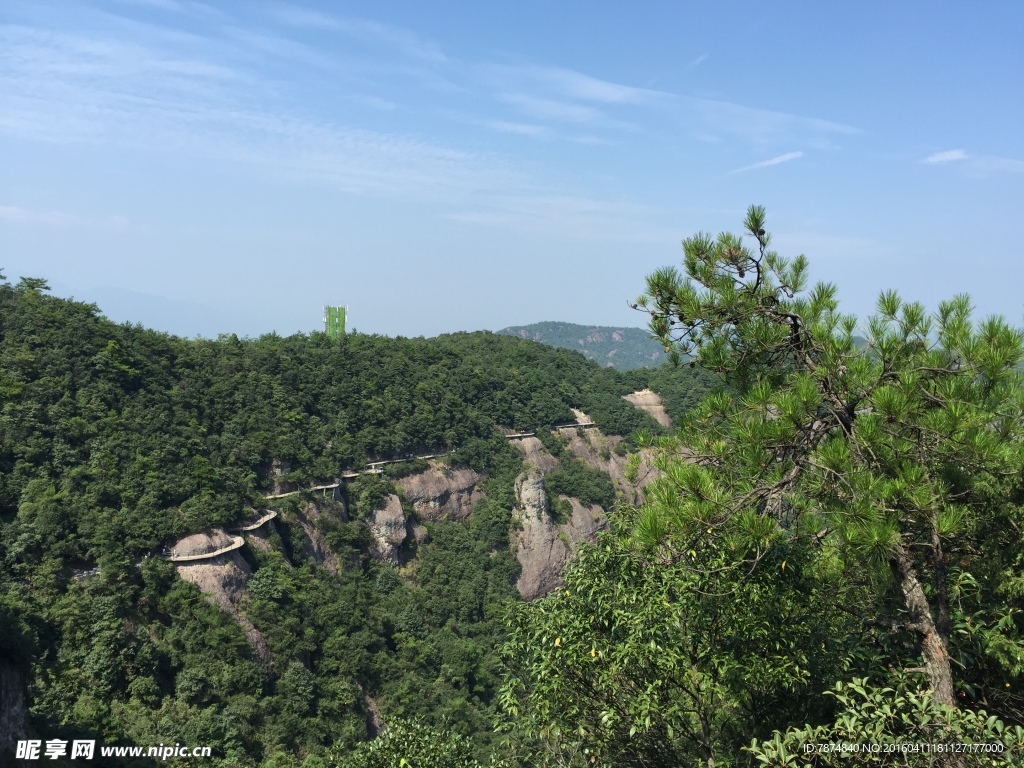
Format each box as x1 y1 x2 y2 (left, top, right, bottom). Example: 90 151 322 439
0 273 715 766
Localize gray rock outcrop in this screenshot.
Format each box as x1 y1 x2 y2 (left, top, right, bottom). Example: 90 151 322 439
0 657 26 755
171 529 271 664
512 468 607 600
293 500 340 574
395 465 483 522
368 494 408 564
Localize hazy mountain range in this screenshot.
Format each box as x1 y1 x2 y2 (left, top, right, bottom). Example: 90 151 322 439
497 321 666 370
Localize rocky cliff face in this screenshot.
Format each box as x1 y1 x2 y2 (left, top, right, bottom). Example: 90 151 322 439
293 500 340 575
556 425 658 506
171 529 271 664
622 388 672 429
368 494 408 565
395 465 483 522
512 468 606 600
0 657 26 755
266 458 293 496
509 420 660 600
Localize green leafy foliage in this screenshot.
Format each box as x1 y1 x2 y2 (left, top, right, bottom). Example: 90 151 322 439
335 718 490 768
0 274 712 766
502 208 1024 767
500 508 851 767
748 676 1024 766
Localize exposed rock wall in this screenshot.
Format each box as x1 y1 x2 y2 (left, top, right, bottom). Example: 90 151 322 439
368 494 408 565
244 527 275 554
511 435 610 599
0 657 26 755
395 465 483 522
293 500 340 574
511 436 559 473
171 529 271 664
512 469 606 600
623 389 672 428
557 427 658 506
267 458 293 496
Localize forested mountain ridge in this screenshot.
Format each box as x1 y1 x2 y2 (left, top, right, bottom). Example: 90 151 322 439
0 275 717 765
497 321 667 370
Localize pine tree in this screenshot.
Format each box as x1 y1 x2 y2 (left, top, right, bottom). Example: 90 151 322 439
501 207 1024 767
634 206 1024 715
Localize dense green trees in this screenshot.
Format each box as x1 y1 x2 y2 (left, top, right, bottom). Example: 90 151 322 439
1 273 700 765
501 208 1024 766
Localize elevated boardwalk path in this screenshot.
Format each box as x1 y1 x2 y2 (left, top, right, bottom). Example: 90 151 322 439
167 535 244 563
164 419 601 563
260 422 596 499
265 482 348 499
236 510 277 531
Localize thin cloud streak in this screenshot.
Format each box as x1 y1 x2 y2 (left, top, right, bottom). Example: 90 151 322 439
686 53 709 69
923 149 968 164
485 120 550 138
0 204 128 229
0 6 863 247
267 4 446 62
730 151 804 173
922 149 1024 174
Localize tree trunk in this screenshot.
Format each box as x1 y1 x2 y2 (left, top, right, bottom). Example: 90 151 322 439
889 543 956 707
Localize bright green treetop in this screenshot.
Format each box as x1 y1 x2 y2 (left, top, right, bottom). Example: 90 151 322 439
501 207 1024 767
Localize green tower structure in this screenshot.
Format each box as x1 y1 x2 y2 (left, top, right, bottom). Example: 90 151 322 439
324 305 347 338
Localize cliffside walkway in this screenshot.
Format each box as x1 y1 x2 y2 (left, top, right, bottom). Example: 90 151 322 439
265 482 349 499
166 535 244 563
165 418 602 563
261 421 596 499
267 452 454 498
236 510 277 531
506 419 593 439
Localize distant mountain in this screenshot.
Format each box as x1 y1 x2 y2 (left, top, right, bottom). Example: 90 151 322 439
497 321 667 370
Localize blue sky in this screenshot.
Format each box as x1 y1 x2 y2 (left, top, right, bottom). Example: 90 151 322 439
1 1 1022 338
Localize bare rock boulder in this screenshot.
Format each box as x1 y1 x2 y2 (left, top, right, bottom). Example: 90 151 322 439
395 465 483 522
368 494 408 564
171 529 271 664
512 469 606 601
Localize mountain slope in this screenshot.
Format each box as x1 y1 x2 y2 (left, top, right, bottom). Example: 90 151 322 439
0 279 724 765
497 321 666 370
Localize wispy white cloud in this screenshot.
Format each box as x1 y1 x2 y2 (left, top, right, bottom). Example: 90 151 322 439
0 22 511 201
225 27 339 69
267 4 446 62
730 151 804 174
482 62 856 147
571 135 613 146
113 0 186 11
0 6 862 245
0 205 128 229
686 53 709 69
687 98 858 147
446 193 675 243
264 4 339 30
485 120 550 138
923 149 968 164
523 65 668 104
498 93 607 124
922 149 1024 174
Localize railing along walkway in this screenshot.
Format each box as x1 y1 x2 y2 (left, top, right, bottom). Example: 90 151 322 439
236 510 277 531
167 535 244 563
